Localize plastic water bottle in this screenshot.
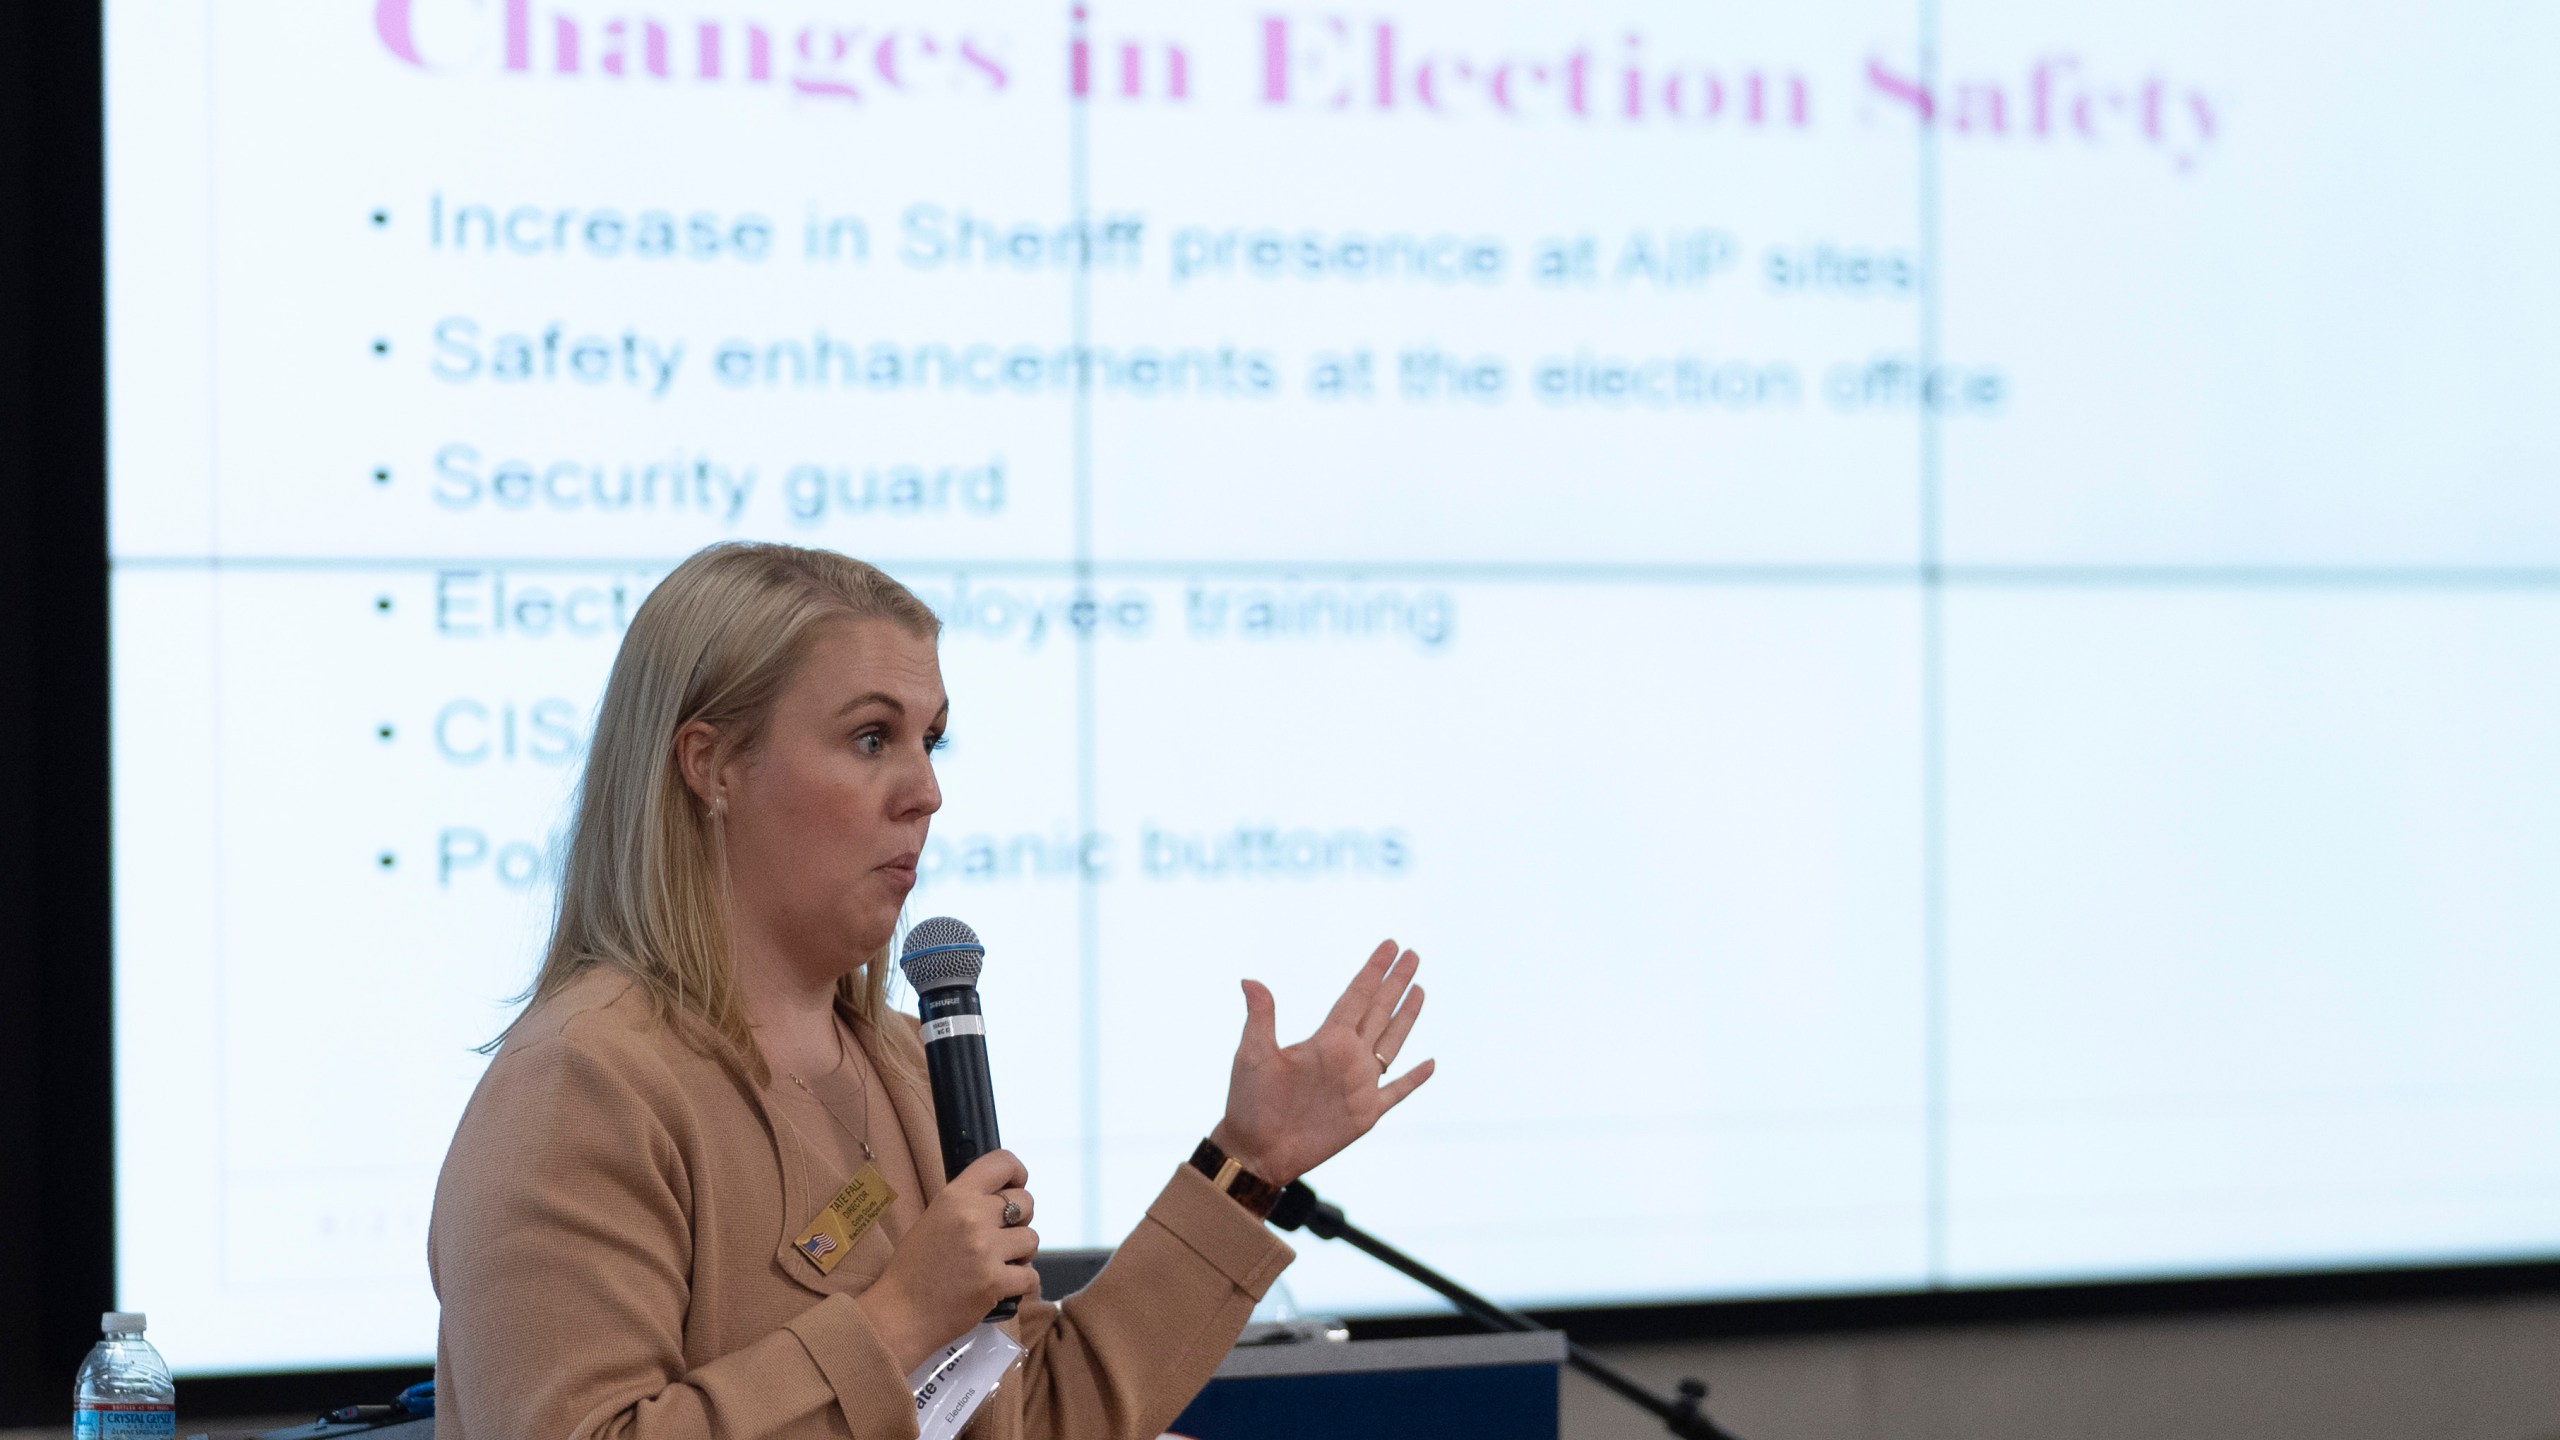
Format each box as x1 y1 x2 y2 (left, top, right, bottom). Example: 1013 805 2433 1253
73 1312 175 1440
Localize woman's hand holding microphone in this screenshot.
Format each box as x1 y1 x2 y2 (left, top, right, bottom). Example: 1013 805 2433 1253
863 1149 1037 1373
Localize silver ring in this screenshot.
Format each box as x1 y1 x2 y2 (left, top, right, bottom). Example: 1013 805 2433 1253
1001 1198 1023 1227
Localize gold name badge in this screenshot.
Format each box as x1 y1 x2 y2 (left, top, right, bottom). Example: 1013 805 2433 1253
793 1163 897 1276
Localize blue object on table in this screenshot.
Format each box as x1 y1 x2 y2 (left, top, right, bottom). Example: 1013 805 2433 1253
1168 1332 1563 1440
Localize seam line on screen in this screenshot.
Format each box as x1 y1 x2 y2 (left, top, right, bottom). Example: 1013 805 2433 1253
101 557 2560 589
202 0 234 1304
1069 29 1104 1248
1917 0 1951 1289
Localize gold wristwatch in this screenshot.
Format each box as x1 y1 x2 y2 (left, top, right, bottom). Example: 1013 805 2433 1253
1188 1137 1282 1219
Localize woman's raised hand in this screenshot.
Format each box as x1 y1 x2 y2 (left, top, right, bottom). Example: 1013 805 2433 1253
1210 940 1435 1187
862 1149 1038 1371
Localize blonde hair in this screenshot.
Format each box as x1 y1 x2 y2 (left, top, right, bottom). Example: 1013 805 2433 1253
510 542 941 1078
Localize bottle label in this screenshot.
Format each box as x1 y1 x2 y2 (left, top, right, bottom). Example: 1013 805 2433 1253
77 1403 175 1440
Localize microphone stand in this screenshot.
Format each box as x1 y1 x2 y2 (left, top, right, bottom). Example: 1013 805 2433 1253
1268 1181 1748 1440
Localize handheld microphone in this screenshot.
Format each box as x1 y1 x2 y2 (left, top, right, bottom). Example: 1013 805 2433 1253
898 916 1015 1320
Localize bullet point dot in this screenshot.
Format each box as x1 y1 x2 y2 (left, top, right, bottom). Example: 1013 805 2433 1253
374 595 393 613
371 338 390 357
377 723 395 741
373 466 390 485
370 209 389 227
377 852 397 870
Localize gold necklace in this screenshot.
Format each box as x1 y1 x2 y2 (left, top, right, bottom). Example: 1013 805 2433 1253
785 1023 877 1163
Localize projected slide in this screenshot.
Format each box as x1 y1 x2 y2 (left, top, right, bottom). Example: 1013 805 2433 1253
106 1 2560 1374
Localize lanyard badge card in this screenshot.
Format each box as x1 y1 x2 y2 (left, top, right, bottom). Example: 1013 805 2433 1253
906 1322 1023 1440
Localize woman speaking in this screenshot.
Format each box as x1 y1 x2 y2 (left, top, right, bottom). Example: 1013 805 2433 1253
428 542 1434 1440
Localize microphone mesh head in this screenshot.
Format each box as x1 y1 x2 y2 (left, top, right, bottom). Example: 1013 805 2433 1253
899 916 985 991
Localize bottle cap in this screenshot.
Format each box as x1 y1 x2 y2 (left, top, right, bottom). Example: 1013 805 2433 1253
101 1312 146 1333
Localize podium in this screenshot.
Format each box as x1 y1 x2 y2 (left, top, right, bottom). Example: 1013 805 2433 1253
202 1333 1565 1440
1167 1332 1564 1440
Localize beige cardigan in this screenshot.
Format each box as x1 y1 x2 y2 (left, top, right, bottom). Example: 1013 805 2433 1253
429 969 1295 1440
